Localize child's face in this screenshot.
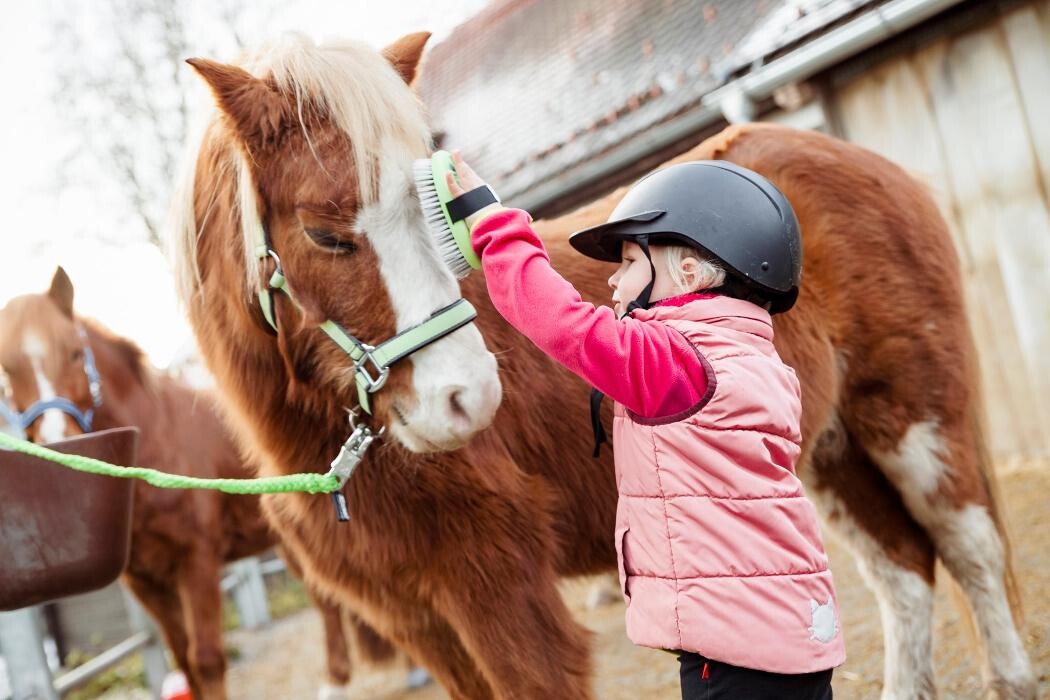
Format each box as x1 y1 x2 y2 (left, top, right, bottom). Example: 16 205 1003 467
608 241 684 316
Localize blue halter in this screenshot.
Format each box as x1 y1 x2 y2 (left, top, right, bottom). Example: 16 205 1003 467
1 327 103 435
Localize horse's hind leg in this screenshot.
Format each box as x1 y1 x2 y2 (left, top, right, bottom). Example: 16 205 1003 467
863 416 1035 699
807 416 939 699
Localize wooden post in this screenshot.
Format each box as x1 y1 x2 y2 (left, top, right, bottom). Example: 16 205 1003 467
0 607 59 700
230 558 271 630
122 589 167 699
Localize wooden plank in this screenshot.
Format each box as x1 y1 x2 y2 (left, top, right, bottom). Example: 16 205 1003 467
1001 1 1050 211
916 27 1050 455
834 43 1039 457
53 583 131 655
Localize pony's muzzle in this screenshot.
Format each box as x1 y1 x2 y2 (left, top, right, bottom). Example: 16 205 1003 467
390 344 502 453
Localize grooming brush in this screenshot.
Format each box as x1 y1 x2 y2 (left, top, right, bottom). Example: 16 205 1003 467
414 150 482 279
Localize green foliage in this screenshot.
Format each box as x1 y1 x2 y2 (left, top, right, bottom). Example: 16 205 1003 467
266 572 311 620
64 649 146 700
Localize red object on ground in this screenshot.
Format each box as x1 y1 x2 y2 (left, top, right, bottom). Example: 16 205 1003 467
162 670 192 700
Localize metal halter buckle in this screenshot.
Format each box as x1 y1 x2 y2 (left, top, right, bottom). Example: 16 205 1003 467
326 413 384 523
327 413 385 488
354 344 390 393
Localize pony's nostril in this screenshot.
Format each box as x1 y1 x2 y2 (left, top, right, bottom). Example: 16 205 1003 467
448 388 469 422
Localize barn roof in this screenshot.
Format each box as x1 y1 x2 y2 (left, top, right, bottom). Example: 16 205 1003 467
417 0 880 205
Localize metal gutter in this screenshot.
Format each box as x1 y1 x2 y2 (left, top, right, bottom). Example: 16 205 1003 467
509 0 964 213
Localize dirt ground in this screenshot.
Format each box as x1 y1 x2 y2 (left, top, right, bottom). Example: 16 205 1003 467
226 461 1050 699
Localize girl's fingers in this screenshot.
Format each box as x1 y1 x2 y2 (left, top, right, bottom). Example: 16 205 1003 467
445 170 464 197
452 150 483 189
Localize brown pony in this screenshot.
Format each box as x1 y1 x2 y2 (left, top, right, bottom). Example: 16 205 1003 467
174 32 1035 699
0 269 395 700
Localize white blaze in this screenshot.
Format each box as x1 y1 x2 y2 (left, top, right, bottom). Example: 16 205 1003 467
24 332 68 443
355 139 501 450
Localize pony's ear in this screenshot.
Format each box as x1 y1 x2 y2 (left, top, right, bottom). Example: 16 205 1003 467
187 57 288 150
48 267 75 318
382 32 431 85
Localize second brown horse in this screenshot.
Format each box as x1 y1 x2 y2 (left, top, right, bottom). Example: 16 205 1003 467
0 269 394 699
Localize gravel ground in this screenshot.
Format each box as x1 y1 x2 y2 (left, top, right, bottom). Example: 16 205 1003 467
227 462 1050 699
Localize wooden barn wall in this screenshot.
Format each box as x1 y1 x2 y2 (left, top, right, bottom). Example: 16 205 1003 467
830 0 1050 458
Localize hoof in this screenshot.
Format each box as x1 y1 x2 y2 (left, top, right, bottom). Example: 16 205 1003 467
318 682 350 700
406 667 432 689
586 575 620 609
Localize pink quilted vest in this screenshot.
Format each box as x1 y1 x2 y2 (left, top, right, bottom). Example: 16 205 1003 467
612 296 846 673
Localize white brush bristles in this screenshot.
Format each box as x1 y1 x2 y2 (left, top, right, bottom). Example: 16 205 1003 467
413 158 473 279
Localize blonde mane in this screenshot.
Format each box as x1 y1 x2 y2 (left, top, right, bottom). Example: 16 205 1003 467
171 33 432 304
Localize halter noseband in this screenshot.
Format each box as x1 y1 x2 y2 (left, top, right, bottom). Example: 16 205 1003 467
3 326 103 436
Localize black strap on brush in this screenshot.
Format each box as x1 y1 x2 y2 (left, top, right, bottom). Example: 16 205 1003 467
447 185 500 223
591 235 657 457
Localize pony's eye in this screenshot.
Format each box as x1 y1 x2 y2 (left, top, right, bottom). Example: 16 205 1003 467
304 227 357 254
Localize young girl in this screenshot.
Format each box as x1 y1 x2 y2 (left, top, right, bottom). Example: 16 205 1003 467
445 152 845 699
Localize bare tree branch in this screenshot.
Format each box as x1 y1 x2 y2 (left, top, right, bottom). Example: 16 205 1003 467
48 0 266 257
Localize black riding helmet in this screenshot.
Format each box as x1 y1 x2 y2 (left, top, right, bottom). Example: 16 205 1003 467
569 160 802 314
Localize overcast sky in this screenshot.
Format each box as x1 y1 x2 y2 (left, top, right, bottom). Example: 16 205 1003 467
0 0 488 367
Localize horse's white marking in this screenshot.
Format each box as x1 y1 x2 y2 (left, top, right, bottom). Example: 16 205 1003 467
586 573 622 610
317 682 350 700
873 420 949 507
809 486 936 700
356 139 501 451
936 505 1035 696
23 332 68 443
868 423 1034 697
808 598 837 643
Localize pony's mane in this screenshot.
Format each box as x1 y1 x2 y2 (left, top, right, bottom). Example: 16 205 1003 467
81 317 154 391
171 33 432 304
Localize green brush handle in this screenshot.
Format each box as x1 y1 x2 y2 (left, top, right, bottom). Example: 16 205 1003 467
431 150 482 271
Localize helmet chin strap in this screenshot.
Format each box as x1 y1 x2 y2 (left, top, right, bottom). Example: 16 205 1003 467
626 234 657 314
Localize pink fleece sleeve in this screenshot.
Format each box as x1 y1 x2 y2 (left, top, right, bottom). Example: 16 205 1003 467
470 208 707 418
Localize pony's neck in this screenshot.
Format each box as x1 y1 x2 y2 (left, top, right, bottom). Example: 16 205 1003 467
81 322 158 433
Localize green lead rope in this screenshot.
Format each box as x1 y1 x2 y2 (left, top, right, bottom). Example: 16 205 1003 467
0 432 339 495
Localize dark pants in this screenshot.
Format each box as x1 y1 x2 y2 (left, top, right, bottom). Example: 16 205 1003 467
678 651 833 700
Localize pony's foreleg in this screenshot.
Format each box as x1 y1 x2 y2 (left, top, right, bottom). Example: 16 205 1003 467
807 424 939 699
868 420 1035 699
422 457 593 699
174 550 229 700
365 593 495 700
433 562 593 700
311 593 351 700
123 575 190 679
282 545 355 700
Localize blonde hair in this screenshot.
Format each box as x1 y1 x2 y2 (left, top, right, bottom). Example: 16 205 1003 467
663 244 726 293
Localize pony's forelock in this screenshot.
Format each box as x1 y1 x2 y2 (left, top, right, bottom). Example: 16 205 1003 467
172 33 432 304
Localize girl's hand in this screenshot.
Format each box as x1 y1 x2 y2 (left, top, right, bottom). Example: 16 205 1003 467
445 150 504 229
